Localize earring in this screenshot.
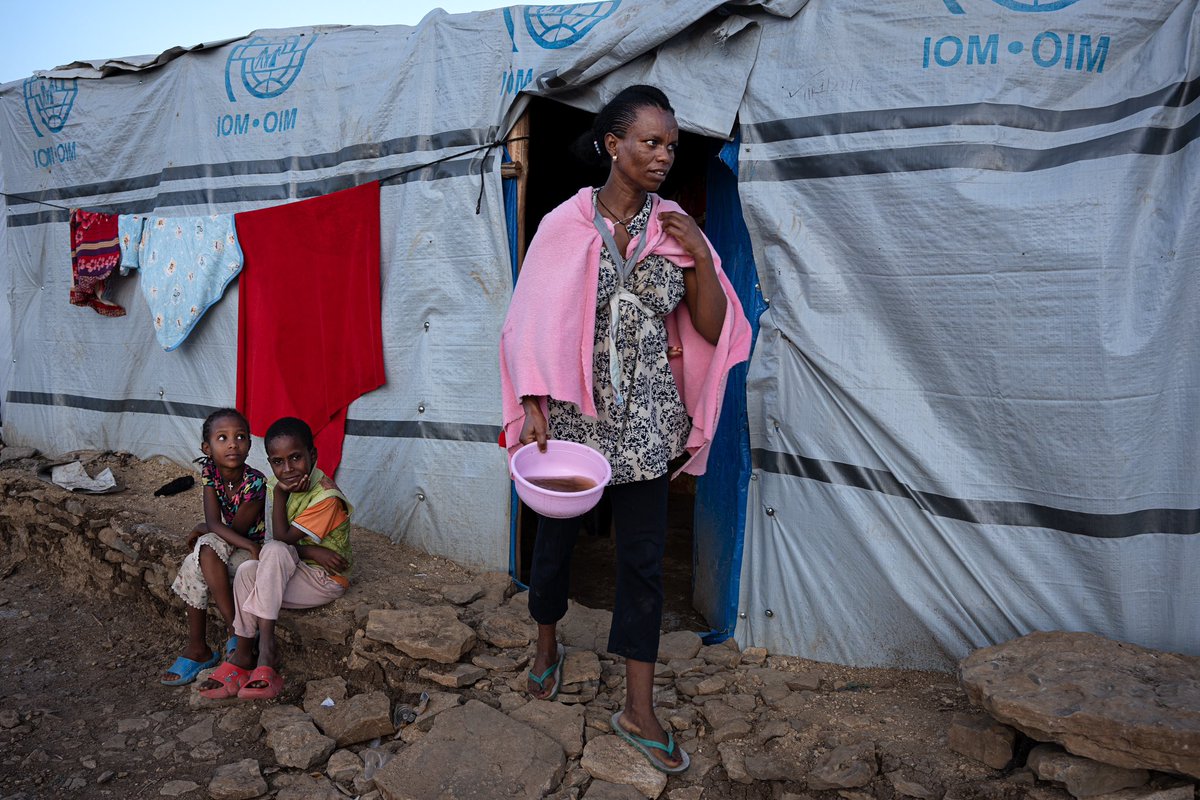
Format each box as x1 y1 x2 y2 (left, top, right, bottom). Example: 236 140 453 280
612 154 617 162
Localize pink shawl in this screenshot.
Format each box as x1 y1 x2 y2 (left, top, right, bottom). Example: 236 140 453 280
500 187 752 476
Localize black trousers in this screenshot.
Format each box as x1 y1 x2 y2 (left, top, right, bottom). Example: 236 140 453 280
527 474 669 663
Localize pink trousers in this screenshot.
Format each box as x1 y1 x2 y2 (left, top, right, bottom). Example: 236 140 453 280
232 540 345 639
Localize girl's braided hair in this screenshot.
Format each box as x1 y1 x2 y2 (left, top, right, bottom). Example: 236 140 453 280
201 407 249 445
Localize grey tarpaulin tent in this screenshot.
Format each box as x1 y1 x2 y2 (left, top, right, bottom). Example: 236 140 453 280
2 0 1196 669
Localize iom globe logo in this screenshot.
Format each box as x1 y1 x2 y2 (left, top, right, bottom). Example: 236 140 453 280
943 0 1083 12
225 34 317 102
509 2 621 50
23 77 77 137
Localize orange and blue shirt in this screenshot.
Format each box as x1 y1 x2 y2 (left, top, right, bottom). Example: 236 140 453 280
269 467 353 587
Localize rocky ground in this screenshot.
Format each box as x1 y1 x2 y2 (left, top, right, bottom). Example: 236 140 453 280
0 446 1195 800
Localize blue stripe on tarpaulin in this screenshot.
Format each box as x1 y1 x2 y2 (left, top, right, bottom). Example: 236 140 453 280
501 147 527 589
692 132 767 643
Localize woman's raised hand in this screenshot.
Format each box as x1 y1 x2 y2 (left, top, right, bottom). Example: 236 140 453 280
657 211 710 262
519 396 549 453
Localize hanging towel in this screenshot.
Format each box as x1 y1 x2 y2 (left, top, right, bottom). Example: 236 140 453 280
69 209 125 317
117 214 147 272
500 187 752 476
127 214 243 351
235 181 385 476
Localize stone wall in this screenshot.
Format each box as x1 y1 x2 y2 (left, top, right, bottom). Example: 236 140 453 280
0 467 352 685
0 470 179 607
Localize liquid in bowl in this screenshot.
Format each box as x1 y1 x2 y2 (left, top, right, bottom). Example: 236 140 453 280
526 476 597 493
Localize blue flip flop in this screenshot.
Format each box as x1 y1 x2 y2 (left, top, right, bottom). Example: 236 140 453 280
611 711 691 774
527 643 565 701
159 651 219 686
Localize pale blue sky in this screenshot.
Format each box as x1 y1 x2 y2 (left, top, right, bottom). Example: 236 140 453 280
0 0 504 84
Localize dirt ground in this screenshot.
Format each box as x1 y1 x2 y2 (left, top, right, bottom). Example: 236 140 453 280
0 448 1028 800
0 449 478 799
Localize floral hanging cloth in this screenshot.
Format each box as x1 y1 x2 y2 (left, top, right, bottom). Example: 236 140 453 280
119 214 244 351
69 209 125 317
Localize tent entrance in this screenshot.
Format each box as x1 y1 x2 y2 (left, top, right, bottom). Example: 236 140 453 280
507 95 723 632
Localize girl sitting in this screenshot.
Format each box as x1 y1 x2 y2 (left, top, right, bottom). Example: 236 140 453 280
161 408 266 685
200 416 352 700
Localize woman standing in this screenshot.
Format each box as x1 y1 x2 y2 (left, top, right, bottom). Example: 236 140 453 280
500 85 751 773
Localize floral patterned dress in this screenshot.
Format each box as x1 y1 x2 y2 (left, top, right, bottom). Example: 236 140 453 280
548 190 692 485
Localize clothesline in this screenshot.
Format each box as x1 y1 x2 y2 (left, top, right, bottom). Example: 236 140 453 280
1 191 71 211
2 135 530 215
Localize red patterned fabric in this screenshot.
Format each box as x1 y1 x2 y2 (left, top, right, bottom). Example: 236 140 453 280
234 182 385 476
69 209 125 317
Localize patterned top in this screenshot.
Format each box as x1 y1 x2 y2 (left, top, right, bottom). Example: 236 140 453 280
548 190 692 484
199 457 267 543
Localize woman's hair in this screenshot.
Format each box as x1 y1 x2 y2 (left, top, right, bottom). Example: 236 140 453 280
201 407 249 444
264 416 315 451
584 85 675 165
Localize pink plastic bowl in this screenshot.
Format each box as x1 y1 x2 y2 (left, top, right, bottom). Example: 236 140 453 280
510 440 612 519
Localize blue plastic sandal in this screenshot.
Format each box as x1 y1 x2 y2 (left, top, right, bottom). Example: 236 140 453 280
526 643 565 701
159 651 219 686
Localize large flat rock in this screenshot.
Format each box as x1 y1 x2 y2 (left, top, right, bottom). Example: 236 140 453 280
509 699 586 758
959 631 1200 778
373 699 565 800
365 607 475 664
581 735 668 799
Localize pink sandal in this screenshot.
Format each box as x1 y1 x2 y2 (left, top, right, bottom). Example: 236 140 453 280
237 666 284 700
197 661 251 699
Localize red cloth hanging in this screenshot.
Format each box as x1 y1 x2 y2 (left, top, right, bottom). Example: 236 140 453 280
235 181 385 476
